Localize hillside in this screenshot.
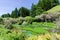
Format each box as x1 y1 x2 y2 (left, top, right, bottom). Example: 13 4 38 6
47 5 60 13
47 5 60 28
0 0 60 40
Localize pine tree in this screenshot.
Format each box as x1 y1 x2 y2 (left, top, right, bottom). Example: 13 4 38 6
11 8 19 18
30 4 37 17
19 7 30 17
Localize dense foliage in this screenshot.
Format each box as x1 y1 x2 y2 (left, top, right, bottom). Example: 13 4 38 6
19 7 30 17
0 0 60 40
1 0 59 18
1 13 10 18
11 8 19 18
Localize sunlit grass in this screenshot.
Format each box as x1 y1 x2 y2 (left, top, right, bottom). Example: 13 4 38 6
47 5 60 13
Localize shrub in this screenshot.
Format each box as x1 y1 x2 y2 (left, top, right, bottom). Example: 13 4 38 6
35 14 45 22
32 17 36 22
42 11 48 14
25 16 33 24
0 28 25 40
3 18 17 24
35 14 53 22
5 24 13 29
0 17 3 24
17 17 25 25
22 21 28 25
8 18 17 24
3 20 14 29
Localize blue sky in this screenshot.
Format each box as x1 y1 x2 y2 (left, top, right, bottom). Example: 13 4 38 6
0 0 38 15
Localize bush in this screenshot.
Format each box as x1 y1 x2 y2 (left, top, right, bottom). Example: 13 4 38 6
17 17 25 25
42 11 48 14
0 27 26 40
35 14 53 22
5 24 13 29
22 21 28 25
3 18 17 24
8 18 17 24
3 20 14 29
32 18 36 22
25 16 33 24
0 18 3 24
35 14 45 22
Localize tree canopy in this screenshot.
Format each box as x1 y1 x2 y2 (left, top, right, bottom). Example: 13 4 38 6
1 0 60 18
19 7 30 17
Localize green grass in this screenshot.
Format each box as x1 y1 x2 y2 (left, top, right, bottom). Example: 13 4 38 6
0 22 57 40
22 27 48 34
47 5 60 13
32 22 56 28
33 27 48 34
9 22 57 35
21 22 56 34
0 27 23 40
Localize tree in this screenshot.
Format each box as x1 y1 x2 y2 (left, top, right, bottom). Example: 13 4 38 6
30 3 44 17
30 4 37 17
30 0 59 16
19 7 30 17
37 0 59 11
1 13 10 18
51 0 59 7
35 6 44 15
11 8 19 18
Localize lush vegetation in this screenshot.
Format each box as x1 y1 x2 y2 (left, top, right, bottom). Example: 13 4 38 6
1 0 59 18
0 0 60 40
47 5 60 13
0 17 59 40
